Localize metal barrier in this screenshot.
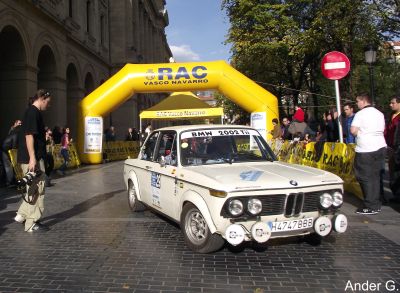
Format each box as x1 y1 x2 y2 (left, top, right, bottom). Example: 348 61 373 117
8 143 81 180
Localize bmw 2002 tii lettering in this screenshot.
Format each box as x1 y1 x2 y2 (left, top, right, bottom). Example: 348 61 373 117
123 125 348 253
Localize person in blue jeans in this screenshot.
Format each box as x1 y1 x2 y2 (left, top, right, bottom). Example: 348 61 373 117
343 103 356 144
59 127 72 175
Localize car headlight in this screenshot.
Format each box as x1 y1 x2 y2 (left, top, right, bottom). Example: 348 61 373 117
332 191 343 207
320 193 333 209
228 199 244 217
247 198 262 215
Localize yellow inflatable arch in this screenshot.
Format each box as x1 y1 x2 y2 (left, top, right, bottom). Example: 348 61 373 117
77 60 278 164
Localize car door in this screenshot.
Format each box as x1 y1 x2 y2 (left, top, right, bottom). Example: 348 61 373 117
150 131 179 219
134 131 160 206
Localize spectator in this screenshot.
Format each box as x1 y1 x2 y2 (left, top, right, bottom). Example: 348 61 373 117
52 125 62 144
269 118 282 139
292 105 305 123
2 121 21 186
325 110 339 142
350 93 387 215
384 96 400 203
281 117 292 140
145 123 152 136
8 119 21 135
288 119 314 140
45 128 55 186
343 103 356 143
315 123 327 142
58 127 72 176
125 127 138 141
306 111 319 134
105 126 116 142
15 89 51 232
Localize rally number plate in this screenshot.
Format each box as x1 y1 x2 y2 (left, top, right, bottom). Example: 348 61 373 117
269 217 313 232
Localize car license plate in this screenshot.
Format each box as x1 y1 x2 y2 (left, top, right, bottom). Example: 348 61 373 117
269 218 313 232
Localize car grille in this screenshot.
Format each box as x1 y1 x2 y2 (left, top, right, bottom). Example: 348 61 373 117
220 190 340 218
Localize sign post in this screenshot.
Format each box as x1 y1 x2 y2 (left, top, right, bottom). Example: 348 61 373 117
321 51 351 143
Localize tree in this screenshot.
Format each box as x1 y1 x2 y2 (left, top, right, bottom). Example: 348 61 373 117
214 92 250 124
221 0 395 119
372 0 400 37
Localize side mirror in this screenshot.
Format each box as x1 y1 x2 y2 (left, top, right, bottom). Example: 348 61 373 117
159 155 166 167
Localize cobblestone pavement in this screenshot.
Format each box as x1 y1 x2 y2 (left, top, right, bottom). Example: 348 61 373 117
0 161 399 293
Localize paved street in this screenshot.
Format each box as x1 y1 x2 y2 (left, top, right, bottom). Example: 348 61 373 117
0 161 399 293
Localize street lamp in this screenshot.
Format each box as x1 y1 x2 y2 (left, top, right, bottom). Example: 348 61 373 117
364 44 377 105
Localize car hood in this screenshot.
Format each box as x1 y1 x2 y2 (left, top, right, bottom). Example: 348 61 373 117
183 161 342 191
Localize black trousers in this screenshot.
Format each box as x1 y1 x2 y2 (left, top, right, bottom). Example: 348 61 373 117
45 153 54 177
1 151 14 185
354 147 386 210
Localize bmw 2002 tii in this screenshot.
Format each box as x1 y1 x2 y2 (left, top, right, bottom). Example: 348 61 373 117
123 125 347 253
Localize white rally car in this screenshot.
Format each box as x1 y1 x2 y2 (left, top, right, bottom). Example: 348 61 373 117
123 125 348 253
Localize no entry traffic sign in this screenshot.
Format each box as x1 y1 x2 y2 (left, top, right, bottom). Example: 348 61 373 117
321 51 350 80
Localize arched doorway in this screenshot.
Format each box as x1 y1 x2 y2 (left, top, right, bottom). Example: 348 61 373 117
0 25 27 140
37 45 57 127
84 72 95 95
66 63 81 138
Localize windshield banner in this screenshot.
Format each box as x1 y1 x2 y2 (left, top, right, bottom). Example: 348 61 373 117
181 129 259 139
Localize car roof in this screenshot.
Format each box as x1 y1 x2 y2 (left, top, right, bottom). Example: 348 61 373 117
154 124 255 133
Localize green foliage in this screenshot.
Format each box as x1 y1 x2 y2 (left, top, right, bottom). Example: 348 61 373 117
214 91 250 124
221 0 399 119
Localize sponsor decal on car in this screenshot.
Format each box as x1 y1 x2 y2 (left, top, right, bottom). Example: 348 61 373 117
239 170 263 181
151 172 161 207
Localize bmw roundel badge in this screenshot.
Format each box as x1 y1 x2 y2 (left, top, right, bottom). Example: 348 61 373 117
289 180 298 186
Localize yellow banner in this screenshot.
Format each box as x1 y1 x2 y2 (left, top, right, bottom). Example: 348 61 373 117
140 107 223 119
268 140 362 199
103 141 140 162
8 143 81 180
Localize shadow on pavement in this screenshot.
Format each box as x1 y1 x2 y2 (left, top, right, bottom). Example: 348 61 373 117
0 210 21 236
41 188 125 227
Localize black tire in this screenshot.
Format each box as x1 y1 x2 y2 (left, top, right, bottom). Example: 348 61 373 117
180 203 225 253
128 180 146 212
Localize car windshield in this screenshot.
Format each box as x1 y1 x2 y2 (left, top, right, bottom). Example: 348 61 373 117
180 128 276 166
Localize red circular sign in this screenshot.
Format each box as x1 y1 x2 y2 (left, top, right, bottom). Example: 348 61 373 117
321 51 351 80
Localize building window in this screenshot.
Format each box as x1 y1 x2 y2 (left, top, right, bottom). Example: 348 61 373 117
68 0 73 17
86 1 91 33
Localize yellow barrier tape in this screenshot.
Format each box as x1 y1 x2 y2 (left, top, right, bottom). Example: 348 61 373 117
268 140 362 199
53 143 81 169
8 143 81 180
103 141 141 161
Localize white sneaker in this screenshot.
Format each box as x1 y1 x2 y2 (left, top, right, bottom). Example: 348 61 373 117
27 222 50 232
14 214 25 223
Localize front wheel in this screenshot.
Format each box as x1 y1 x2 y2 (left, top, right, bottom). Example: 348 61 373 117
181 203 224 253
128 180 146 212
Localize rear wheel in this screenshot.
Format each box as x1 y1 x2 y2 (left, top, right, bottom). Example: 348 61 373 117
128 180 145 212
181 203 224 253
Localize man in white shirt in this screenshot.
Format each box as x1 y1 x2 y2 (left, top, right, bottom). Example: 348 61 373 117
350 93 387 215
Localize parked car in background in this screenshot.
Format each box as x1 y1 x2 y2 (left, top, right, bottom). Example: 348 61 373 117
123 125 348 253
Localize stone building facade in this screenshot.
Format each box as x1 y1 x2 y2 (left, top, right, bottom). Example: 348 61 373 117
0 0 171 141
